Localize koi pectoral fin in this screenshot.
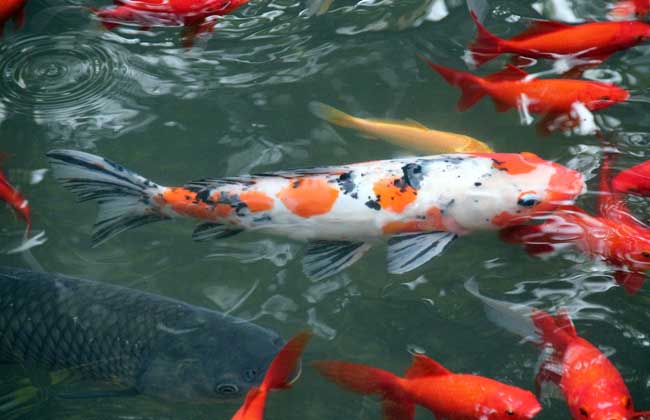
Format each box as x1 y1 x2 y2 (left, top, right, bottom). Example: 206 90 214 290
192 223 244 241
382 398 415 420
614 271 645 295
387 231 457 274
302 241 372 281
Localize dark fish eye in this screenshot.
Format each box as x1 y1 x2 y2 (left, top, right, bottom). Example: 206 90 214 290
215 384 240 395
517 193 540 207
505 409 515 416
244 368 258 382
580 407 589 417
642 251 650 258
601 96 611 101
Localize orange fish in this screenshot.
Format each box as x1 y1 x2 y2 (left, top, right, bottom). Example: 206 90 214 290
91 0 249 46
0 154 31 233
231 331 312 420
0 0 27 35
425 60 629 133
314 354 541 420
532 309 650 420
610 1 650 19
500 152 650 294
612 160 650 196
469 11 650 67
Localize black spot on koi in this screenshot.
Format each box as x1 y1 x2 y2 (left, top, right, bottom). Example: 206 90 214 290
365 199 381 211
400 163 424 190
337 172 357 196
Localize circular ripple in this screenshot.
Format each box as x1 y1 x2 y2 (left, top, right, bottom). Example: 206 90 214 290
0 32 133 119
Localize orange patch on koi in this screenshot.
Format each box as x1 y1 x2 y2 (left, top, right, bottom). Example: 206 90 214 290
240 191 274 212
373 178 417 213
277 178 339 218
382 207 446 234
158 188 233 220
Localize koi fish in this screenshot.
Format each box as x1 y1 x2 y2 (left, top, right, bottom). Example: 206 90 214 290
47 149 583 280
309 102 494 154
468 11 650 67
610 0 650 19
425 61 629 133
314 354 541 420
532 309 650 420
91 0 249 47
500 152 650 294
231 331 311 420
612 160 650 196
0 0 26 36
0 155 31 233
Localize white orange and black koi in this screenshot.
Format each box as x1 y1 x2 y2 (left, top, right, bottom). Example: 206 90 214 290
48 150 584 280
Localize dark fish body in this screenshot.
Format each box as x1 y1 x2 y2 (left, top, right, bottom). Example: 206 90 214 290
0 266 283 402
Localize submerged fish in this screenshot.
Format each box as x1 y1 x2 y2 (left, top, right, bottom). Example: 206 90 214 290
501 152 650 294
425 61 629 133
314 354 541 420
469 10 650 67
0 0 26 36
532 309 650 420
610 0 650 19
612 160 650 196
0 266 284 402
231 331 312 420
0 156 31 233
91 0 249 47
48 149 584 280
309 102 493 154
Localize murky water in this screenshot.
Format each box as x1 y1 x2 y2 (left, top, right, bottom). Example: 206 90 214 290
2 0 650 418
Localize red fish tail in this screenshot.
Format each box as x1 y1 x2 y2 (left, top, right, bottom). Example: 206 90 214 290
468 11 504 67
531 308 576 351
262 331 312 391
422 59 486 111
231 387 267 420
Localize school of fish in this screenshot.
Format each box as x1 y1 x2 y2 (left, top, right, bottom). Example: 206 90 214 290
3 0 650 420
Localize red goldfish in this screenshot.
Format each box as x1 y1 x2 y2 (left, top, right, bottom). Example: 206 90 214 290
0 155 31 233
91 0 249 46
610 1 650 19
612 161 650 196
532 309 650 420
425 60 629 133
231 331 311 420
500 152 650 294
469 11 650 67
314 354 541 420
0 0 27 35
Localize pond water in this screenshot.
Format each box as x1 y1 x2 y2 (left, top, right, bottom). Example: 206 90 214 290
2 0 650 419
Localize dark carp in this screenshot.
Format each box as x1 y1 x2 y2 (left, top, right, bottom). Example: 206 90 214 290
0 266 285 402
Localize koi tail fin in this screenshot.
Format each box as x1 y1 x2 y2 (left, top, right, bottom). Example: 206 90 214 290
531 308 576 352
47 149 170 247
468 10 504 67
309 102 358 129
313 361 415 420
421 59 486 111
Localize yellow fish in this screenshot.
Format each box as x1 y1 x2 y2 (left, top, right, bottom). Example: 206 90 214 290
310 102 493 154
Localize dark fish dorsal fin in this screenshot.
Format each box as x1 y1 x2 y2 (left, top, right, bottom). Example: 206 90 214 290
405 354 452 379
554 308 577 338
510 19 572 41
485 64 528 82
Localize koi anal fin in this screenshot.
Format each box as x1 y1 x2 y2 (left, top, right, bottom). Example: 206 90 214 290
303 241 371 280
387 231 457 274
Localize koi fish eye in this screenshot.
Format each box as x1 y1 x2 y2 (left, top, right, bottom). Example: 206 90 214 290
624 396 632 409
517 192 541 208
505 409 515 416
580 407 589 417
600 95 611 101
642 251 650 259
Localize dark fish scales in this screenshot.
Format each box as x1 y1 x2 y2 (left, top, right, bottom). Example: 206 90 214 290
0 266 284 402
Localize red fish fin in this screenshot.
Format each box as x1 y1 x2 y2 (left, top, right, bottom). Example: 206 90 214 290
13 7 25 29
198 19 218 34
230 387 266 420
614 271 645 295
531 309 573 351
509 19 571 42
493 99 511 112
382 398 415 420
404 354 452 379
262 331 312 390
534 361 563 397
554 308 577 338
313 361 404 397
422 59 486 111
181 25 200 48
633 411 650 420
485 64 528 82
537 112 569 136
468 11 504 67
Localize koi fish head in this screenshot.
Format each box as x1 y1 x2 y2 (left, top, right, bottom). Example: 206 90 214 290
623 235 650 271
481 388 542 420
473 153 585 229
570 387 634 420
612 161 650 196
582 83 630 112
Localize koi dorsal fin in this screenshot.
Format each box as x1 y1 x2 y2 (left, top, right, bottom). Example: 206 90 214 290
554 308 577 338
484 64 528 82
405 354 452 379
510 19 572 42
